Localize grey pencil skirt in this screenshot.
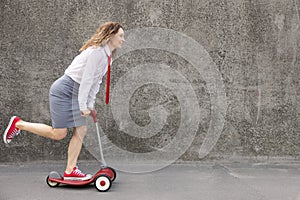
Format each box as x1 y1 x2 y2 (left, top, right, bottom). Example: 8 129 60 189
49 74 86 128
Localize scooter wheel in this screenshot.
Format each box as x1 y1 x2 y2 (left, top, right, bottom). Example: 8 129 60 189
106 167 117 182
94 174 111 192
46 176 60 187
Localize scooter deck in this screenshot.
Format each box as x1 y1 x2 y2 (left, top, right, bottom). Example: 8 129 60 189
48 167 115 186
49 177 95 186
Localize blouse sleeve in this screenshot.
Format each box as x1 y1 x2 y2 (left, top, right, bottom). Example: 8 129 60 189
87 79 101 109
78 49 102 111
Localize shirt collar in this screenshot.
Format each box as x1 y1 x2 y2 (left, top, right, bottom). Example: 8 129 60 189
104 44 112 57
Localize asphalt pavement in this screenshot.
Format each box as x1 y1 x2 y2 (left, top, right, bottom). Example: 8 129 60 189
0 161 299 200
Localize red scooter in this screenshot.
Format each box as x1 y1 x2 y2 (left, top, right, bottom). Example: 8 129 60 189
46 110 116 192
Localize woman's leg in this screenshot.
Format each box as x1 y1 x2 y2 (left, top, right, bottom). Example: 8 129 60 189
65 126 87 173
16 120 67 140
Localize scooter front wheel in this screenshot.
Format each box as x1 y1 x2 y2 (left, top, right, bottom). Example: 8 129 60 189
94 175 111 192
106 167 117 182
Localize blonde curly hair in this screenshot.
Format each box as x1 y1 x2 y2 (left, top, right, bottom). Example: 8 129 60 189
80 21 123 52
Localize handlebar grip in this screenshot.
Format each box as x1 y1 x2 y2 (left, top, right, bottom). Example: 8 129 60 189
90 110 98 123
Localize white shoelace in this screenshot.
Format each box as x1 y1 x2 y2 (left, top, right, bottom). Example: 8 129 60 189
8 129 20 139
72 168 86 177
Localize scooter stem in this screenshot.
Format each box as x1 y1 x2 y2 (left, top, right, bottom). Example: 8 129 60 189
90 110 107 167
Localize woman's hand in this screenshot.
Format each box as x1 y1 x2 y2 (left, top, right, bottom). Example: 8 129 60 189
81 110 91 117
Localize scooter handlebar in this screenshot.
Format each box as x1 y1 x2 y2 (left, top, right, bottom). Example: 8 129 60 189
90 110 98 123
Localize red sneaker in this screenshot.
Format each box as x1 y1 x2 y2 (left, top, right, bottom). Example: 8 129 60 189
64 166 92 181
3 116 21 144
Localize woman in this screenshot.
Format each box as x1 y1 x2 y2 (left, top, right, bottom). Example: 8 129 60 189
3 22 125 180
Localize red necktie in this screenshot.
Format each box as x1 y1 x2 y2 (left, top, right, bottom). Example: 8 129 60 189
105 55 112 104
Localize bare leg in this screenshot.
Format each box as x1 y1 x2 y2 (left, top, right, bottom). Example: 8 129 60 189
65 126 87 173
16 120 67 140
16 120 87 174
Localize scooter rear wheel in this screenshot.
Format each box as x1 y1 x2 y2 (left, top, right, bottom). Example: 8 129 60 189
46 176 60 187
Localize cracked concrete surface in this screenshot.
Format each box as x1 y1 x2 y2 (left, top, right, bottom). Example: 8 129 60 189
0 162 299 200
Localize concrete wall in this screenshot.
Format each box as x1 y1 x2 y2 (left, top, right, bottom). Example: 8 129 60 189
0 0 299 164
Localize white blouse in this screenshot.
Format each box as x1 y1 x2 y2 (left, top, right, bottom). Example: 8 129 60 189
65 45 112 111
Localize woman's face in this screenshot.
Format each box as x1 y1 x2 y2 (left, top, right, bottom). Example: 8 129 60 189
110 28 125 50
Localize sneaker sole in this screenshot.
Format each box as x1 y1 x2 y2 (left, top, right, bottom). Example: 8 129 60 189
3 116 17 144
64 175 93 181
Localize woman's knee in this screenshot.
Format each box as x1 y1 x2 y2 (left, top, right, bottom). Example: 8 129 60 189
74 126 87 138
52 128 68 140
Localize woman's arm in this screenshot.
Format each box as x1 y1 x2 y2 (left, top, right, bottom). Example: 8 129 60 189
78 49 101 112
